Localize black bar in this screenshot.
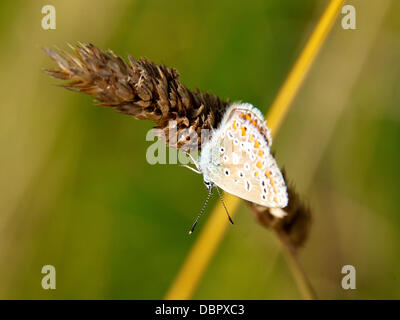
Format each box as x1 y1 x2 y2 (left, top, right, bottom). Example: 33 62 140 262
0 300 396 318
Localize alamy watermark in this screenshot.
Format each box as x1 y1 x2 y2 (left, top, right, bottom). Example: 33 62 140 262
145 120 270 168
341 5 356 30
341 265 356 290
41 265 56 290
41 5 56 30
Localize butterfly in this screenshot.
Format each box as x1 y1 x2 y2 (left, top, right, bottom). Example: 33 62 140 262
184 102 288 233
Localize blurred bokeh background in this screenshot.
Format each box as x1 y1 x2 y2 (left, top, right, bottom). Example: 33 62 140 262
0 0 399 299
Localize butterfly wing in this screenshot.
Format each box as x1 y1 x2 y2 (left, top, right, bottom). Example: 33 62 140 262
201 103 288 208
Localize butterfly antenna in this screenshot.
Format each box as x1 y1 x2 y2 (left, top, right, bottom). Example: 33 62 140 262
189 187 213 235
216 187 234 225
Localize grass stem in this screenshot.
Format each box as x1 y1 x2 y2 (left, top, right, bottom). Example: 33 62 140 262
165 0 344 300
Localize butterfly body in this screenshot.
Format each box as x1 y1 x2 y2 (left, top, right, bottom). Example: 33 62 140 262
198 103 288 211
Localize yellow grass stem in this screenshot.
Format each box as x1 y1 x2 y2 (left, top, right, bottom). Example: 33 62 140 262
267 0 345 134
165 196 241 300
165 0 344 300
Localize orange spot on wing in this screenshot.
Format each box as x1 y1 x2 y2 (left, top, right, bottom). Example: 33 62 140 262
241 127 247 136
245 114 251 121
265 170 271 178
254 171 259 177
254 141 260 149
268 177 278 196
232 120 237 130
258 150 263 157
256 161 262 169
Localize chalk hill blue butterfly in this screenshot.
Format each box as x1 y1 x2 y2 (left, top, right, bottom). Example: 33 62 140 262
186 103 288 233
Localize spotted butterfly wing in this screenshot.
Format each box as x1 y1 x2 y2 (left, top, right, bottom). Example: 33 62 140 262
199 103 288 209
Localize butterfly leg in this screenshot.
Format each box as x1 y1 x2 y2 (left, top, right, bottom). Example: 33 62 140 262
216 187 234 225
187 152 201 171
189 185 213 234
180 164 202 174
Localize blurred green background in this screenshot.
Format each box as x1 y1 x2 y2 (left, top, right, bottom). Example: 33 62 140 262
0 0 399 299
